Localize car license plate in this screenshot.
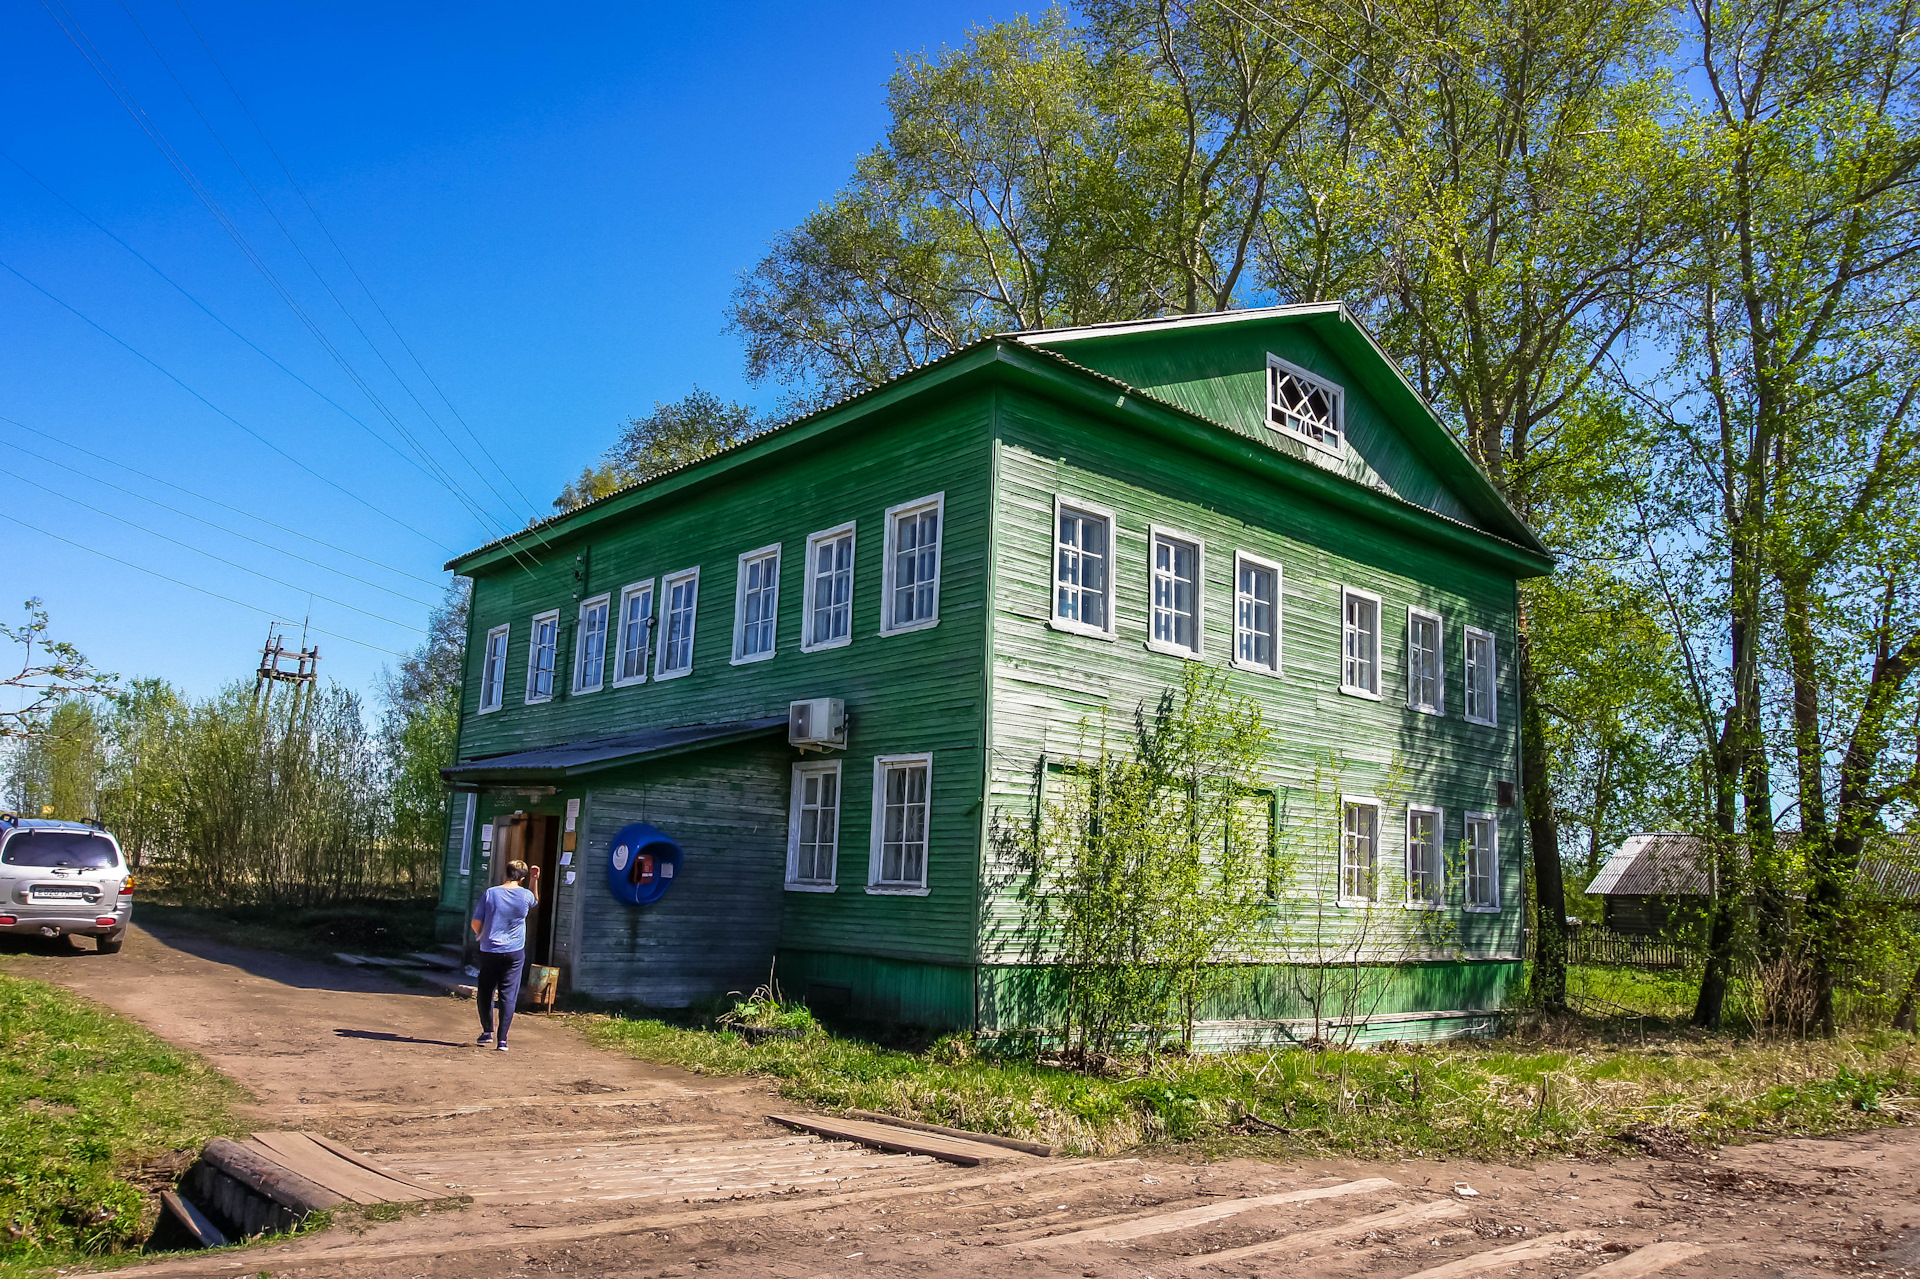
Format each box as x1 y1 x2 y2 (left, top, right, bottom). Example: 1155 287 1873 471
31 889 88 902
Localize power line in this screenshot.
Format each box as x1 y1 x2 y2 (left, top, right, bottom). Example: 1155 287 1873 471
0 413 446 589
0 254 452 552
0 464 427 633
0 439 440 609
171 0 548 530
0 510 408 657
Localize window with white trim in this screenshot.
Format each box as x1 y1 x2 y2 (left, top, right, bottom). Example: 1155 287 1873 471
1465 811 1499 909
525 610 558 703
1053 501 1113 634
883 495 943 633
1464 625 1497 725
1267 353 1343 452
573 594 609 693
732 544 780 663
786 760 841 889
479 624 509 712
1407 607 1443 714
1233 553 1280 673
1340 587 1380 696
457 792 476 876
1340 799 1379 902
1406 805 1442 907
870 753 931 890
614 580 654 685
656 569 699 677
1149 529 1202 655
803 523 855 651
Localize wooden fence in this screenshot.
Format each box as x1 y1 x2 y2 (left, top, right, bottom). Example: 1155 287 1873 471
1567 927 1691 970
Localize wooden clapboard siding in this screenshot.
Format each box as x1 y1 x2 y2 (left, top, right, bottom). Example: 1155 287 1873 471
453 390 996 976
979 383 1524 971
1025 319 1476 527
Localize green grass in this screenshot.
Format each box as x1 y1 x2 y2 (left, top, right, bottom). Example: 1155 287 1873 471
578 1004 1920 1163
134 896 440 962
0 971 245 1273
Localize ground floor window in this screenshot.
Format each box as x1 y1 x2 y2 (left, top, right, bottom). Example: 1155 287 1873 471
787 761 841 889
1465 812 1499 909
870 754 931 891
1340 799 1379 903
1406 804 1441 906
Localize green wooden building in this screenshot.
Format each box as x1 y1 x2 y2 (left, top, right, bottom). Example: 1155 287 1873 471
436 303 1553 1046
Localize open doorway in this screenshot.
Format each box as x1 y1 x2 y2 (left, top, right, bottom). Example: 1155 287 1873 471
491 812 562 967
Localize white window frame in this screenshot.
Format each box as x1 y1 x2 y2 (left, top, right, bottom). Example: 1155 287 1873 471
1147 524 1205 658
1266 353 1345 455
1050 495 1117 639
457 791 476 877
731 542 782 665
1465 810 1501 911
655 567 700 680
524 609 559 704
1231 551 1283 675
572 593 611 694
1337 796 1381 906
786 759 843 892
867 752 933 895
1404 803 1443 909
1406 605 1445 715
800 521 857 653
478 623 509 713
880 493 945 636
612 579 655 687
1339 586 1382 699
1464 624 1498 726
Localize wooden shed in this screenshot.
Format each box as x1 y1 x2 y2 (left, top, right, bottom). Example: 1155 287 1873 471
436 304 1554 1046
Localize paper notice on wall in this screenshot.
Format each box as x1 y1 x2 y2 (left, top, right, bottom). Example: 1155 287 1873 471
480 824 493 850
565 798 580 833
563 871 576 886
559 850 572 866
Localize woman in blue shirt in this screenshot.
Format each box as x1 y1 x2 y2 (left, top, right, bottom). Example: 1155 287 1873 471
469 859 540 1050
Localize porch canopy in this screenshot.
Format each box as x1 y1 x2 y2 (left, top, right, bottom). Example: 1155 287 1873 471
442 715 787 786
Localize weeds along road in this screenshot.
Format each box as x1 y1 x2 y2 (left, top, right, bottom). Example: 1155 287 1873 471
5 925 1918 1279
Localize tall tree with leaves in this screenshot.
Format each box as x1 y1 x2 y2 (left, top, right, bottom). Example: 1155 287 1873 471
555 388 768 511
1 598 114 740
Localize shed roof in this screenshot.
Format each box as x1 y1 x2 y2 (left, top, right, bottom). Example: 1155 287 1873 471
442 715 787 784
1587 832 1920 901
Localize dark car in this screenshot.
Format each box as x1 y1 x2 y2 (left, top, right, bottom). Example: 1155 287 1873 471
0 816 131 952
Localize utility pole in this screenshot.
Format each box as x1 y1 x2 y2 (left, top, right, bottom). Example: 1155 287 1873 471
254 623 319 719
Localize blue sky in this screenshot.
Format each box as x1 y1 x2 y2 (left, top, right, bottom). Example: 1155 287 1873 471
1 0 1003 705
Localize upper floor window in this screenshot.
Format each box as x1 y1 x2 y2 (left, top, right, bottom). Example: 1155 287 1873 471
479 624 509 713
803 523 855 652
870 753 932 892
1149 527 1202 656
1465 811 1500 909
732 544 781 664
882 494 943 634
1407 607 1443 714
787 760 841 890
1406 804 1442 907
573 594 609 693
1464 625 1497 725
614 580 654 686
1340 587 1381 697
1340 798 1379 903
1053 499 1113 636
656 568 699 678
1233 552 1280 673
525 610 558 703
1267 354 1343 453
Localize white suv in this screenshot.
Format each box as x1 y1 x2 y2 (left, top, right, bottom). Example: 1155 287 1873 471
0 816 132 952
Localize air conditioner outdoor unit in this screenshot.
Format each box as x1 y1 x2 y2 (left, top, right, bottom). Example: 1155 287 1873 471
788 698 846 751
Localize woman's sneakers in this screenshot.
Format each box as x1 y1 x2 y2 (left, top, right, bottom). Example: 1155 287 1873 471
495 1042 509 1052
476 1032 494 1046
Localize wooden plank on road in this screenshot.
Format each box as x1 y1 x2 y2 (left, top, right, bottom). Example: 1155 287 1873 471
767 1113 1025 1166
1015 1176 1398 1250
246 1132 439 1204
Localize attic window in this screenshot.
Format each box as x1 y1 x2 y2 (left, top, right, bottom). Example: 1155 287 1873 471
1267 354 1343 453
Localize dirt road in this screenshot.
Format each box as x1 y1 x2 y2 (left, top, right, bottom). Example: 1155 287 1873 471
6 926 1917 1278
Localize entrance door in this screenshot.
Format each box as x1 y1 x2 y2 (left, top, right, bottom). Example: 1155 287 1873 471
489 813 560 966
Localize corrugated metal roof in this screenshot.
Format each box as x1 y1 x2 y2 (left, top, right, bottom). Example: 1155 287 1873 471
442 715 787 783
1587 831 1920 901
